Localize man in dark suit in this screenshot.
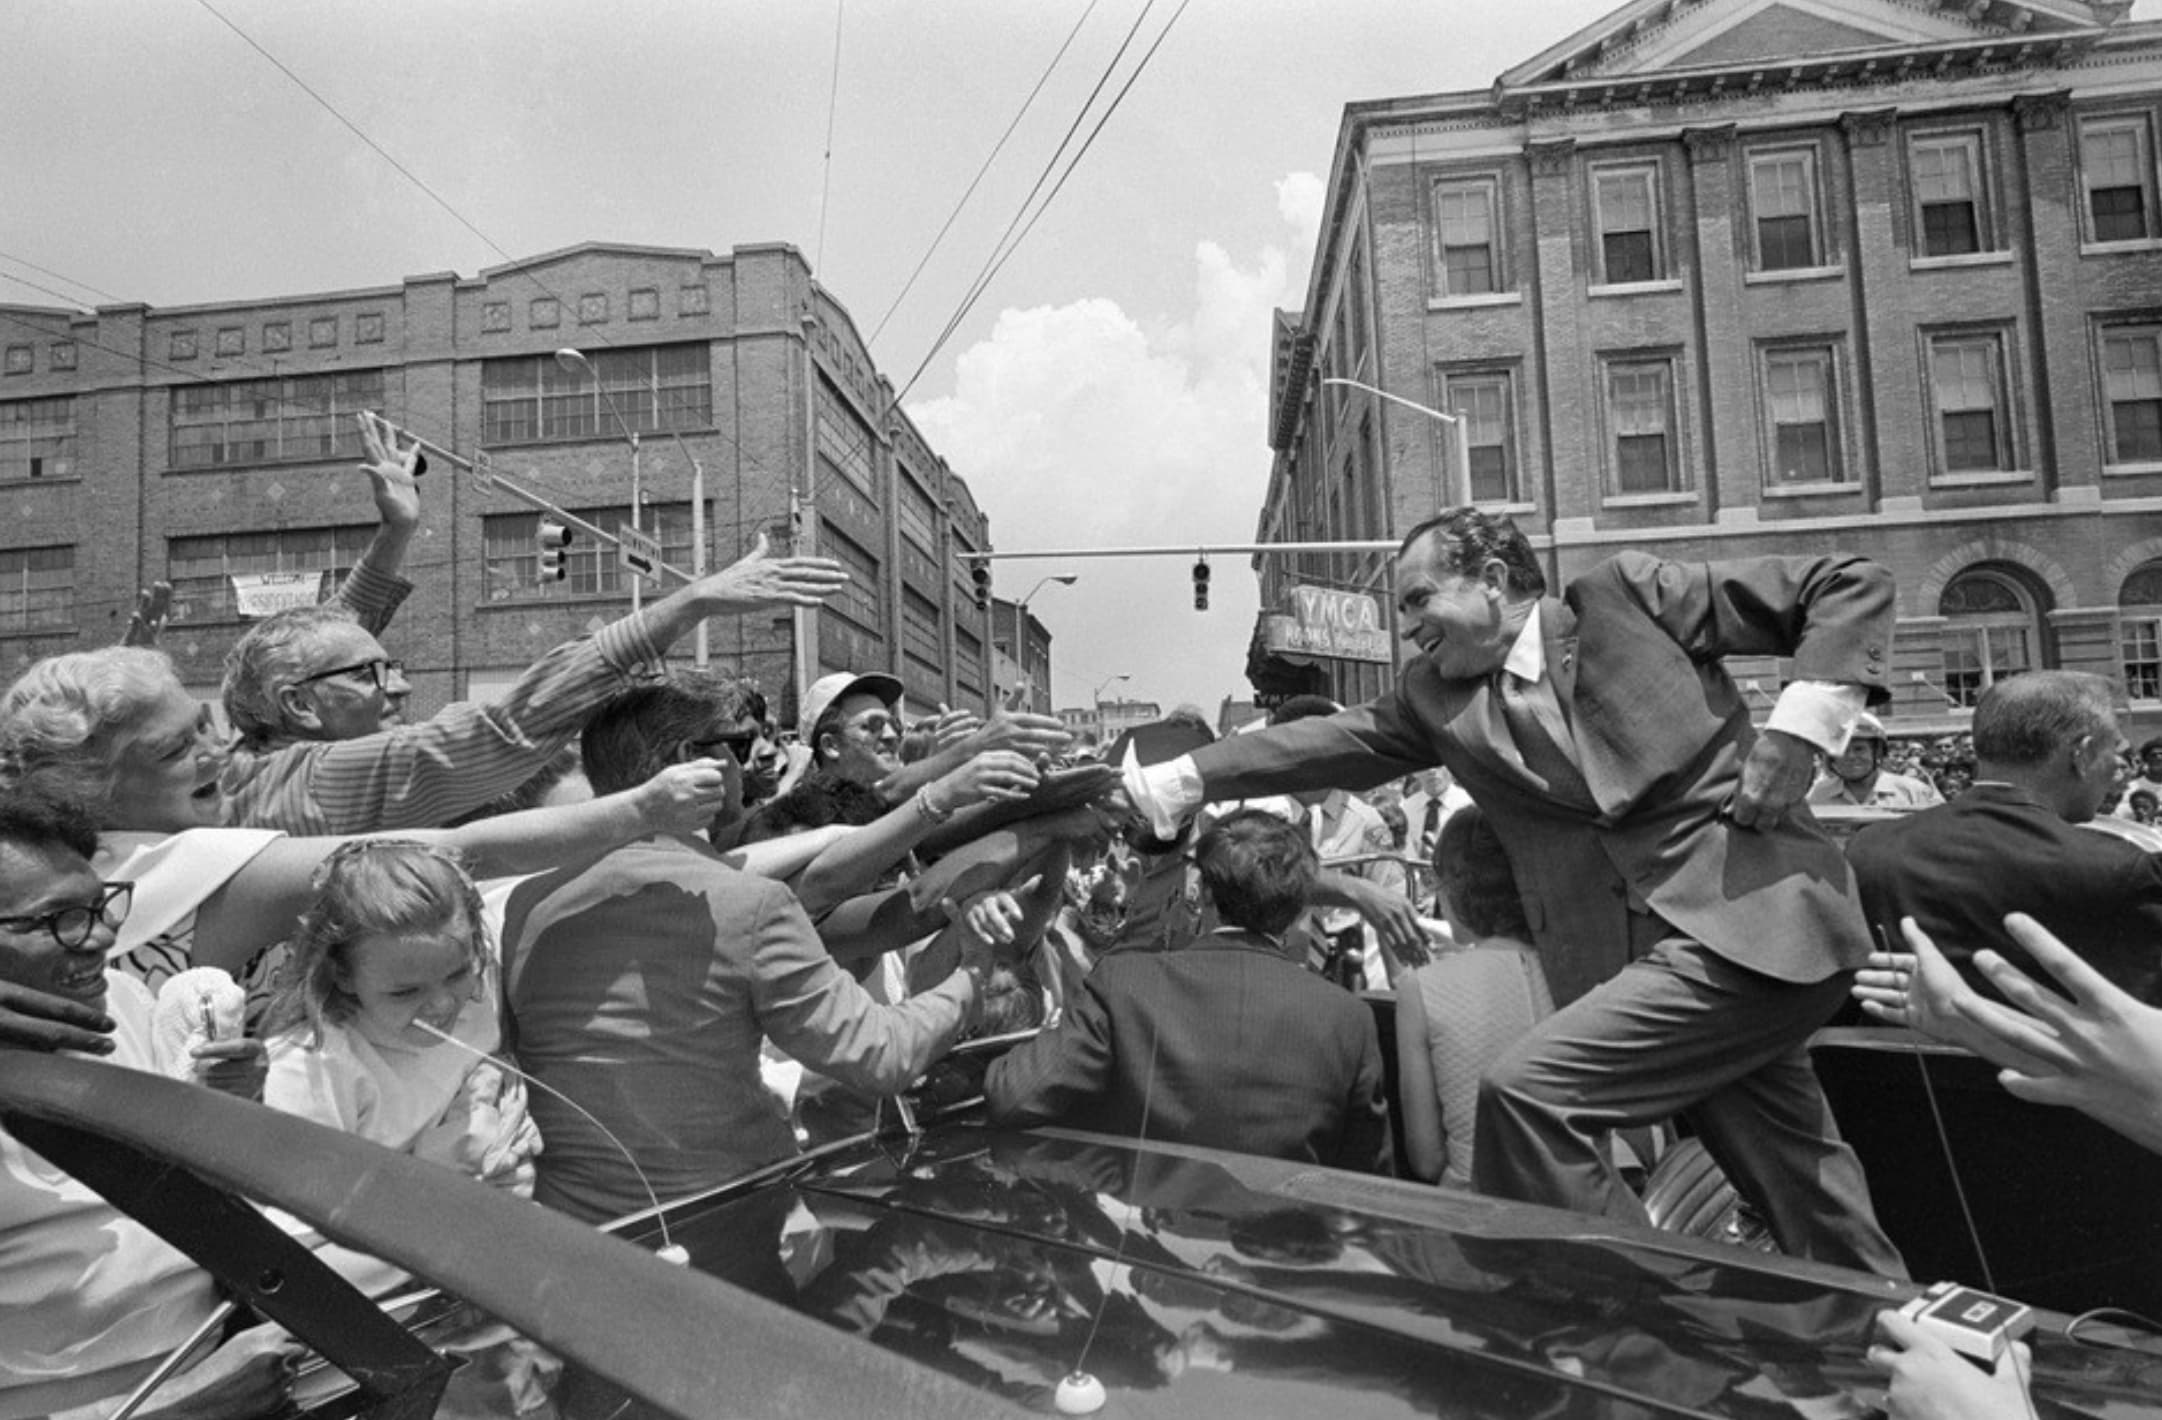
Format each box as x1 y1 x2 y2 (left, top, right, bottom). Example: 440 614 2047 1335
1124 508 1904 1277
984 808 1390 1174
1848 671 2162 1007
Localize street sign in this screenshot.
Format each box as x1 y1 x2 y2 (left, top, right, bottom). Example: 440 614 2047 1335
616 522 662 585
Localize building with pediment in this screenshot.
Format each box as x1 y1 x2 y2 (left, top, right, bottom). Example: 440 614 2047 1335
0 242 999 725
1255 0 2162 736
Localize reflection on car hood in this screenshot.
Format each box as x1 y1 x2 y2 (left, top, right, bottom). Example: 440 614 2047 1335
416 1123 2158 1420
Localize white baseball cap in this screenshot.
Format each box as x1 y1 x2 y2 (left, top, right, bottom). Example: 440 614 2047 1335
798 671 904 742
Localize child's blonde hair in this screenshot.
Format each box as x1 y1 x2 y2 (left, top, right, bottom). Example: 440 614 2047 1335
264 839 488 1046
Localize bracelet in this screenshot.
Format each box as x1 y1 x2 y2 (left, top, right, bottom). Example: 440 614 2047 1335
914 788 954 824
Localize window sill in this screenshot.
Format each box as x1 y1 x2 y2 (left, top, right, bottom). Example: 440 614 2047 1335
1588 278 1685 299
1761 481 1863 499
2104 460 2162 477
1600 492 1698 508
1427 292 1523 311
2080 238 2162 257
0 475 82 488
163 457 355 476
1742 265 1846 286
477 592 634 611
1928 470 2034 488
478 426 719 453
0 625 78 642
1909 251 2014 272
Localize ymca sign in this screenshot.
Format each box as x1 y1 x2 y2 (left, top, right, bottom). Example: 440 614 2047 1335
1260 584 1392 664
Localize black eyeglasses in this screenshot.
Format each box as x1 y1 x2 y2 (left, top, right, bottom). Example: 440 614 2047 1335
292 658 404 692
690 732 762 765
0 881 134 950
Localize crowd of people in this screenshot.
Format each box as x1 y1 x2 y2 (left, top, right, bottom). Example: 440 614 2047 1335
0 426 2154 1419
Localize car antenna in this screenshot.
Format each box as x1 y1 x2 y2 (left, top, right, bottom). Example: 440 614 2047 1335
1056 1022 1165 1415
417 1022 689 1266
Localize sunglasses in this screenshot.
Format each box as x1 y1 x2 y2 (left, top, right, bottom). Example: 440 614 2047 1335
0 881 134 950
690 732 763 766
292 658 405 692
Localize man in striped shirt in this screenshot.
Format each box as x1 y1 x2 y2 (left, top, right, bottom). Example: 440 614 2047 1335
218 535 845 835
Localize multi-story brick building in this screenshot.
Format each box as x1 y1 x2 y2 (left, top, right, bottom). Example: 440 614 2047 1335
0 242 998 728
988 596 1059 717
1255 0 2162 740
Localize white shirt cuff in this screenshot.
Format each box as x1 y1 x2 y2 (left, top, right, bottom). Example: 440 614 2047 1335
1766 681 1868 756
1122 748 1202 840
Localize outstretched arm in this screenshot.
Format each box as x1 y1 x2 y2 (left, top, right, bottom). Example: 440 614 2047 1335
332 412 425 635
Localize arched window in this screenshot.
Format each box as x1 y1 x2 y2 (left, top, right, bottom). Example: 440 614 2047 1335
1940 567 2041 708
2120 561 2162 702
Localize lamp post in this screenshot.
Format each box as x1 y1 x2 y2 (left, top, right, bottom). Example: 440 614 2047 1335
1321 377 1473 508
1013 574 1077 713
1092 672 1130 744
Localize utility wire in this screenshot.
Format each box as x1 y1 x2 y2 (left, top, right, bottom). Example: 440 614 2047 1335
864 0 1104 349
892 0 1190 408
0 250 122 306
815 0 847 272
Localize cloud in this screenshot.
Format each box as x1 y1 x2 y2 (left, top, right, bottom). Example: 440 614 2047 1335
909 203 1313 713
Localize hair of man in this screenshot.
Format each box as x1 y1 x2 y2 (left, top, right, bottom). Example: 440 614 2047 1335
580 670 752 796
1195 807 1319 939
1394 507 1548 597
1972 671 2119 768
221 605 369 749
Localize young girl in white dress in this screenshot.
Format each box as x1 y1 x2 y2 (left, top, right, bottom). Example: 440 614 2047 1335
260 840 537 1194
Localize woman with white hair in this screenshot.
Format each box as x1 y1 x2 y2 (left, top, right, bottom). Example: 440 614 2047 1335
0 644 732 1038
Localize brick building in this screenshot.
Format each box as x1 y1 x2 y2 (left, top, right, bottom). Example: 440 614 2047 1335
0 242 998 727
989 596 1059 717
1255 0 2162 739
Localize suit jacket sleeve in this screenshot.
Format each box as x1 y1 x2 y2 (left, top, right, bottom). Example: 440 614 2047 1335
1602 549 1893 697
1190 694 1436 805
984 969 1116 1127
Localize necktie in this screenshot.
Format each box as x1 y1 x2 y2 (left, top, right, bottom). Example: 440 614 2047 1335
1421 797 1443 853
1497 673 1594 807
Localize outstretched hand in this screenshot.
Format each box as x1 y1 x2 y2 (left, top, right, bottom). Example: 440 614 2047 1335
633 758 735 838
1728 728 1815 831
354 411 424 527
693 532 849 613
1866 1308 2031 1420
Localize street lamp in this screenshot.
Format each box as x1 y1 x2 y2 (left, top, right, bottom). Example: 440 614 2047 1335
1013 574 1077 713
1092 672 1130 709
556 347 711 663
1321 377 1473 508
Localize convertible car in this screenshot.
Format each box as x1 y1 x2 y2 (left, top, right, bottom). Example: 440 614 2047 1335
6 1048 2160 1419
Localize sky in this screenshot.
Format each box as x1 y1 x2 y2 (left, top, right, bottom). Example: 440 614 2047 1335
6 0 2145 716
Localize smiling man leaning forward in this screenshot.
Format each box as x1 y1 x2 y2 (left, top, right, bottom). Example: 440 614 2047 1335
1123 507 1907 1279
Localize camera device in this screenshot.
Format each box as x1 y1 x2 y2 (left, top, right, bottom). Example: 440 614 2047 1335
1897 1281 2035 1367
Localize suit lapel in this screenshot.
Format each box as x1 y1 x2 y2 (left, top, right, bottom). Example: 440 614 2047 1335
1542 597 1580 709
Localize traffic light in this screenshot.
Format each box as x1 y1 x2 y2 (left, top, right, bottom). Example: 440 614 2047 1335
1192 558 1211 612
971 562 992 612
536 519 574 582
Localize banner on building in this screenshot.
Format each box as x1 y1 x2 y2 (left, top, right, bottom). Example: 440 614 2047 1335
231 571 324 619
1259 584 1391 663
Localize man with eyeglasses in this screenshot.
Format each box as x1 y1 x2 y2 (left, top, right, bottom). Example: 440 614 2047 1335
0 788 302 1418
212 535 848 836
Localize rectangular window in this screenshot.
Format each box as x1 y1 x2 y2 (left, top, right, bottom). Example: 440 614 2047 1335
1749 149 1823 272
1606 361 1680 494
955 624 984 699
2103 327 2162 464
2082 117 2157 243
1911 132 1986 257
1929 334 2013 473
823 524 884 633
480 504 699 603
1943 626 2030 709
1346 243 1371 363
0 545 73 632
1434 178 1501 296
480 344 710 446
0 396 76 482
1593 165 1662 284
167 525 374 623
2123 615 2162 701
170 371 384 469
902 588 942 672
815 379 877 499
1763 347 1843 485
1445 371 1517 503
897 472 938 554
